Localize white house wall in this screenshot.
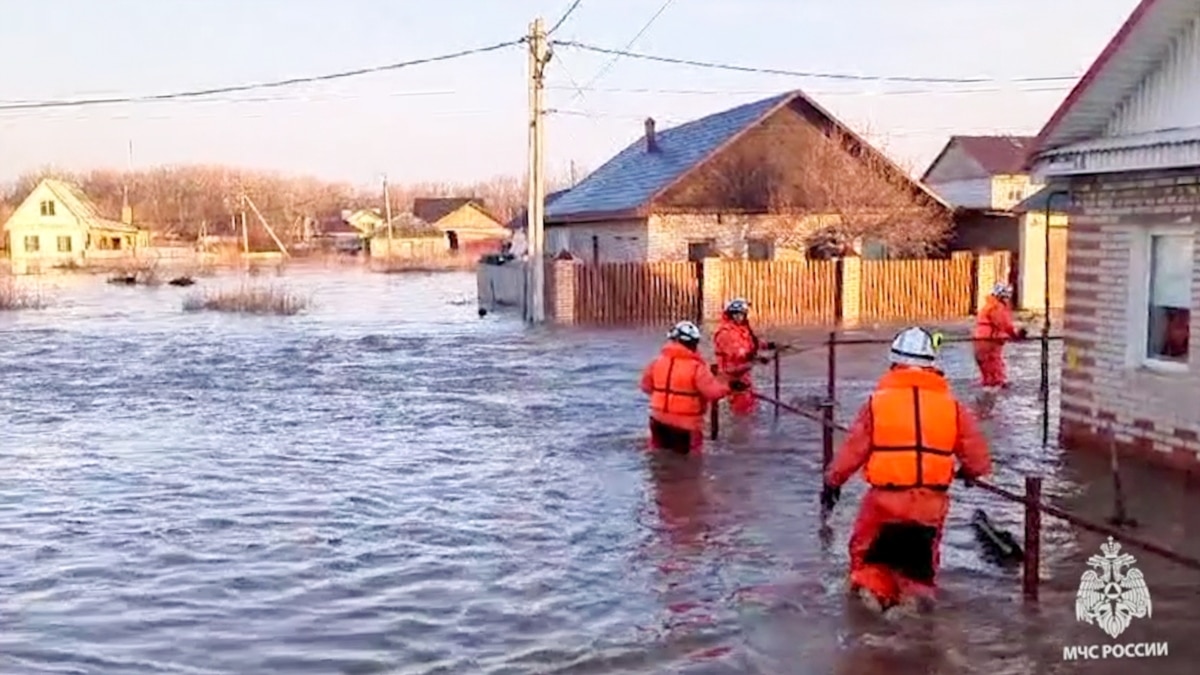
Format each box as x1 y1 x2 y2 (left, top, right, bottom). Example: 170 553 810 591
1107 13 1200 138
926 178 992 209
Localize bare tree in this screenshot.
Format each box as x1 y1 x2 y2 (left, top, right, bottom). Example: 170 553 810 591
701 125 952 257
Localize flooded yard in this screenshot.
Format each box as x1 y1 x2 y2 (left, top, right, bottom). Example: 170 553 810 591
1 268 1197 674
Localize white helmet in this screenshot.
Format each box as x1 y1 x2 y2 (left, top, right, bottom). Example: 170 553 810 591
889 327 939 368
667 320 702 344
991 282 1012 298
724 298 750 315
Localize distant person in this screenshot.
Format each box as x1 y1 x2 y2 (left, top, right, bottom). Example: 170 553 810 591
640 320 736 454
972 283 1027 390
820 327 992 616
713 298 777 416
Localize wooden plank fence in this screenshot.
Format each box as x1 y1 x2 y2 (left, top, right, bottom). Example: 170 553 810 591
720 260 838 325
859 256 974 321
573 261 699 325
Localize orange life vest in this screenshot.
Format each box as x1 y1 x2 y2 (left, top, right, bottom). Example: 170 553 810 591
648 356 707 417
864 367 959 490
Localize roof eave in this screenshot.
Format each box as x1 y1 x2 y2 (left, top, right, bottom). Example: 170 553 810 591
545 206 647 225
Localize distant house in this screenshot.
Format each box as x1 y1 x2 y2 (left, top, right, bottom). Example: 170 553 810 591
369 213 448 259
1012 186 1070 312
344 208 385 235
318 216 366 253
1025 0 1200 473
2 178 149 272
921 135 1043 307
543 91 949 263
412 197 509 256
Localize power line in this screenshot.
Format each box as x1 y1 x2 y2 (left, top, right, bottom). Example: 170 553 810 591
547 84 1072 97
552 40 1080 84
0 40 523 112
575 0 678 97
548 0 585 34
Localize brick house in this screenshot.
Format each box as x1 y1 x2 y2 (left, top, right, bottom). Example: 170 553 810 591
1026 0 1200 474
921 136 1039 306
543 91 949 262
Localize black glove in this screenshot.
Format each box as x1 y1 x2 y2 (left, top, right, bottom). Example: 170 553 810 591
765 341 778 350
1016 327 1029 340
820 484 841 512
955 468 976 487
756 356 771 365
729 380 749 392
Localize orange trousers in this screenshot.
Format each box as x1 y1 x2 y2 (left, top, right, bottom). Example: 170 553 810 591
973 343 1008 387
848 493 945 607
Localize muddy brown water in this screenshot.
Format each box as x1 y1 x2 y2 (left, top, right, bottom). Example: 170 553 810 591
0 269 1197 674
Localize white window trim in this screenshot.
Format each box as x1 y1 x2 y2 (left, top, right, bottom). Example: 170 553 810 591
1126 225 1195 374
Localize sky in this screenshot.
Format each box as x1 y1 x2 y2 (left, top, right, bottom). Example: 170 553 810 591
0 0 1142 189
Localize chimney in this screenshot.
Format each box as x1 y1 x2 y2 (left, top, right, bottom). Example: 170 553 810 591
121 204 133 225
644 117 658 153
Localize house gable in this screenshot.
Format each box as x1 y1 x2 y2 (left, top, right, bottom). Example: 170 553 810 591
4 181 81 233
921 140 988 183
651 95 948 216
1029 0 1200 174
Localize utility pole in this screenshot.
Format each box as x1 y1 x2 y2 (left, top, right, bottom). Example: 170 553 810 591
240 194 250 258
526 17 549 323
383 174 394 259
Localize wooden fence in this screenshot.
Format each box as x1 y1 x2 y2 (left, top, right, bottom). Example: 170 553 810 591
573 261 699 325
858 256 974 321
720 260 838 325
542 251 1008 325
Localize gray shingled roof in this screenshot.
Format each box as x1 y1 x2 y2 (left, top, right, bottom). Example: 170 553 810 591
545 92 794 221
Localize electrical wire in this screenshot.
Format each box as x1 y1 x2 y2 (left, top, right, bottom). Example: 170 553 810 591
548 0 585 34
547 84 1073 97
552 40 1081 84
575 0 678 97
0 40 523 112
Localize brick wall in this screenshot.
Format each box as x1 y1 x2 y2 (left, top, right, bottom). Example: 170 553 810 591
1058 168 1200 475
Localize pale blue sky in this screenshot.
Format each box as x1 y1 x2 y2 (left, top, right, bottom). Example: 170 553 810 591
0 0 1138 188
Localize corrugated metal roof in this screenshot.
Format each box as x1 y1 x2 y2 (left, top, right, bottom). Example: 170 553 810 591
1029 0 1200 160
545 92 794 220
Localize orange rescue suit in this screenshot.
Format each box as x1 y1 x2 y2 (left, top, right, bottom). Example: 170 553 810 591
972 295 1019 387
825 366 992 607
713 317 761 415
640 342 730 451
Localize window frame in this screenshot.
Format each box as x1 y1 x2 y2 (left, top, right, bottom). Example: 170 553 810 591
56 235 72 252
39 200 55 217
1137 226 1194 374
745 237 775 261
23 235 39 252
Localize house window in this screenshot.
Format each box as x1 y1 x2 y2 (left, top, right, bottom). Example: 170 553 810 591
39 200 55 216
687 240 716 261
1145 233 1192 366
746 238 774 261
56 235 72 252
23 235 39 252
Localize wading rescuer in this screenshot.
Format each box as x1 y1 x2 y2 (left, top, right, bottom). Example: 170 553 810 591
973 283 1027 390
640 320 738 454
713 298 777 416
820 326 993 615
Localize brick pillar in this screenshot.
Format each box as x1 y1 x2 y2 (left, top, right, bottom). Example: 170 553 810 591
549 259 577 324
975 252 998 311
701 257 724 324
840 256 862 328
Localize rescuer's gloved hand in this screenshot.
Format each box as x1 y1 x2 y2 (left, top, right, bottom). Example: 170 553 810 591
729 380 749 392
955 467 977 487
1017 327 1029 340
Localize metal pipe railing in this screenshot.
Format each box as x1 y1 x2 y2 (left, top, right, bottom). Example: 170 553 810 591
713 357 1200 602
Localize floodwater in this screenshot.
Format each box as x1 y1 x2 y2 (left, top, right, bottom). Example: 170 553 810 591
1 267 1198 675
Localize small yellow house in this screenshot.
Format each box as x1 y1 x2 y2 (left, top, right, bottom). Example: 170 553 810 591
1014 187 1070 312
412 197 509 254
343 208 385 235
2 178 149 271
369 213 449 259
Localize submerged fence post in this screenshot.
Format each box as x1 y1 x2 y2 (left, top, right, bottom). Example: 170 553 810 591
822 331 837 471
773 350 781 420
1023 475 1043 602
1107 430 1138 527
709 364 720 440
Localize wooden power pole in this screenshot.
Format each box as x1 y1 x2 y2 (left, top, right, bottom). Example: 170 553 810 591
526 17 549 323
383 174 393 258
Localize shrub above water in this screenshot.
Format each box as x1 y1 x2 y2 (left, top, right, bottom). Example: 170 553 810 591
182 284 308 316
0 277 47 310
